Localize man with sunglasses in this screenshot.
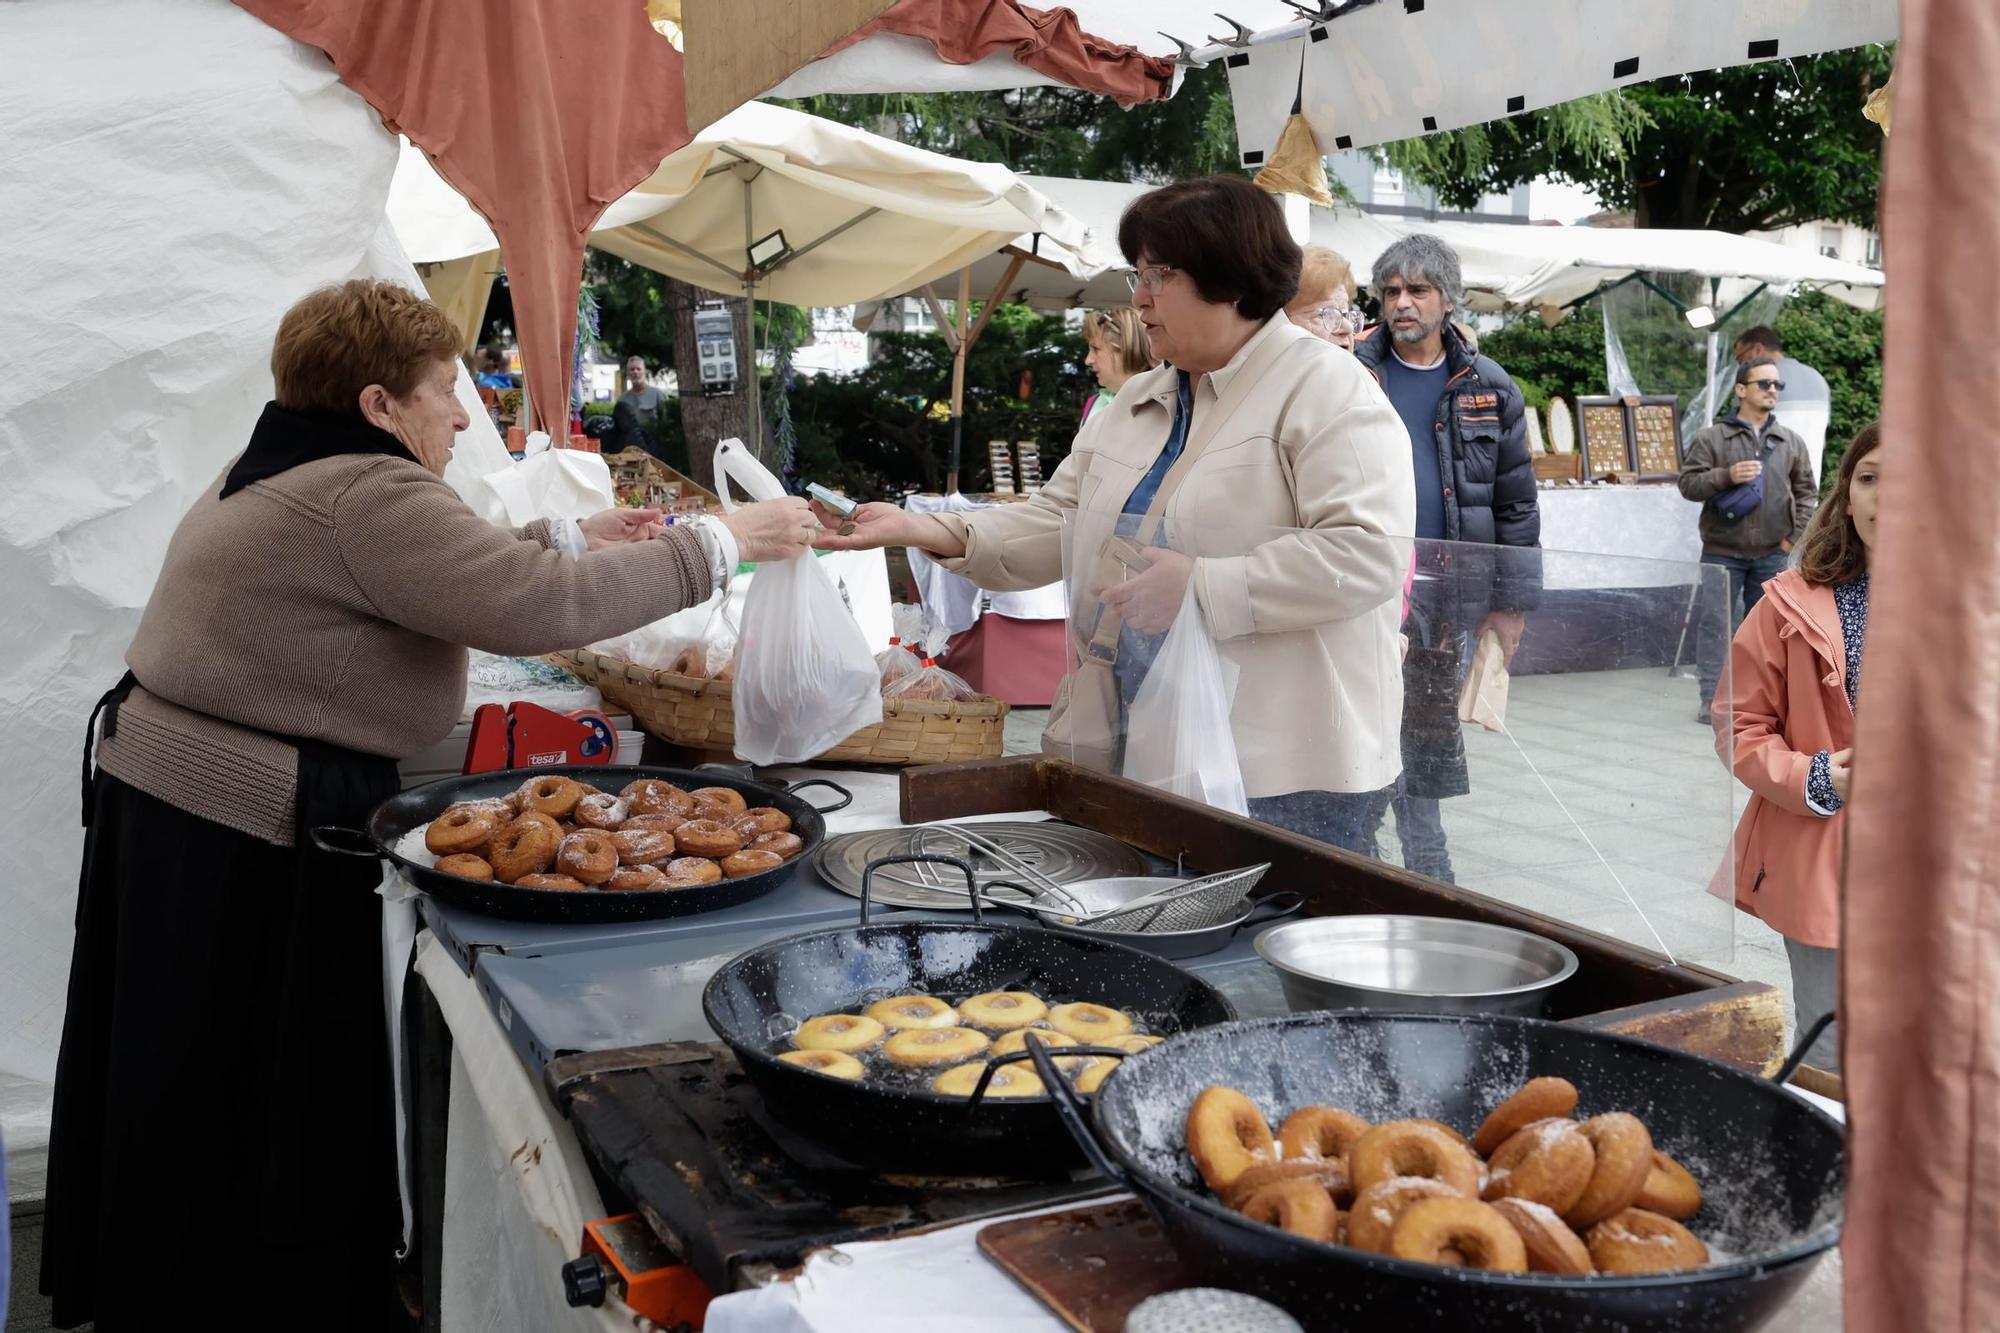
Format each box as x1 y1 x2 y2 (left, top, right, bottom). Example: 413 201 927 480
1678 357 1819 723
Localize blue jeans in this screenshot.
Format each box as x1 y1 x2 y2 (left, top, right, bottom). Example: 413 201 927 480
1248 788 1390 858
1362 776 1455 883
1696 550 1789 705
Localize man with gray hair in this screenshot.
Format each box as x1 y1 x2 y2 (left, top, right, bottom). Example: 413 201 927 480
1354 233 1540 883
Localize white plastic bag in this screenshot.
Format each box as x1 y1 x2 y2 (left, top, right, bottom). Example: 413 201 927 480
482 445 614 526
716 439 882 763
1120 579 1249 816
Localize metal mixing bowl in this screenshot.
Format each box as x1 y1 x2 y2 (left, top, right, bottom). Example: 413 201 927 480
1253 915 1578 1017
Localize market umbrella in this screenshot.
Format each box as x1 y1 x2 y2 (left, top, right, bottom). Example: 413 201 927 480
587 101 1092 475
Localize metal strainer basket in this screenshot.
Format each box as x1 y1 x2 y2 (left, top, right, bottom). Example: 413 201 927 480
1023 863 1272 934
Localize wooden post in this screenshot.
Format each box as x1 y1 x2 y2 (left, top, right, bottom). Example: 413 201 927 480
945 266 972 494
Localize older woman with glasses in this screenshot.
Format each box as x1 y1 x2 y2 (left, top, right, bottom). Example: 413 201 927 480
814 176 1414 853
1285 244 1363 350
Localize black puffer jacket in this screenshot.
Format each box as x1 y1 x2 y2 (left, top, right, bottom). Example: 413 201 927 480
1354 323 1541 611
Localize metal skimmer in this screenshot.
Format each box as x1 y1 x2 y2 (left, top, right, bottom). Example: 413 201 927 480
1012 863 1273 934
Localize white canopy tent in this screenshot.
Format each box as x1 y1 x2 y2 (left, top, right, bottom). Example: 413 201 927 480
0 0 517 1201
944 174 1885 315
772 0 1898 165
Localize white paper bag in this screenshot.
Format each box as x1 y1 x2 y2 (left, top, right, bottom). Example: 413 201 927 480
715 440 882 764
1121 579 1249 816
1458 629 1511 732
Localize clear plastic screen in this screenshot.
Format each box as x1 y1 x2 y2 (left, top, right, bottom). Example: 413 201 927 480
1054 509 1742 969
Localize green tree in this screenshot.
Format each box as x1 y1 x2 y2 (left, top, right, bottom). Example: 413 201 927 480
1386 47 1893 231
1773 290 1884 483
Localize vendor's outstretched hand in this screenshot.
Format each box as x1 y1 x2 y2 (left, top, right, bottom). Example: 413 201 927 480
580 506 663 549
1101 548 1194 636
720 497 818 562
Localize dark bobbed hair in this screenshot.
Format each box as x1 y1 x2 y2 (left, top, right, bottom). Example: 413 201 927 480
1117 176 1301 321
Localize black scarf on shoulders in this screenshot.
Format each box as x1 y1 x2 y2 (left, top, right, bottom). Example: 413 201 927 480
220 402 418 498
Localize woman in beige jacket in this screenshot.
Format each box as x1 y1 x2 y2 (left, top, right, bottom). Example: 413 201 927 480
818 177 1415 849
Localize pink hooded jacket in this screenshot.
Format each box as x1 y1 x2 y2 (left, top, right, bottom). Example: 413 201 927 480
1713 569 1852 948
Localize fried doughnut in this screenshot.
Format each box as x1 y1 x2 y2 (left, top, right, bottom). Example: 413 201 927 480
434 854 494 881
572 794 630 830
1237 1178 1341 1244
1106 1034 1165 1054
865 995 959 1030
674 819 743 859
1072 1059 1116 1094
621 813 688 840
1185 1087 1276 1193
748 831 804 859
721 850 784 879
778 1049 864 1080
1046 1002 1133 1041
1586 1207 1709 1274
426 808 498 856
958 991 1049 1030
1635 1149 1702 1220
882 1026 990 1067
1345 1177 1463 1254
1474 1077 1580 1156
689 786 748 816
606 865 669 892
622 780 694 817
1483 1118 1595 1215
514 873 586 891
1389 1198 1528 1272
1278 1106 1371 1163
555 830 619 886
794 1014 886 1053
610 828 676 865
513 810 562 840
1224 1157 1353 1210
519 775 584 818
1412 1119 1474 1152
446 797 516 827
990 1028 1075 1056
487 817 558 882
731 807 792 837
1565 1113 1655 1228
933 1061 1045 1098
1491 1198 1593 1276
1348 1120 1481 1197
661 857 722 887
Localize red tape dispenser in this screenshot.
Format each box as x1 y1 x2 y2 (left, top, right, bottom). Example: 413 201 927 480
462 701 620 774
561 1214 712 1326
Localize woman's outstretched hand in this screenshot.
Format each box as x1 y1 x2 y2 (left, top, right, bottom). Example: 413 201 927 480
811 502 964 557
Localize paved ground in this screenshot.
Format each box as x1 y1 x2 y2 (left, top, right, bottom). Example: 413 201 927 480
1004 666 1801 1040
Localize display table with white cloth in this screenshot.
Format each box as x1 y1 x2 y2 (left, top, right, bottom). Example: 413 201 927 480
903 494 1068 703
1536 485 1705 588
402 765 1847 1333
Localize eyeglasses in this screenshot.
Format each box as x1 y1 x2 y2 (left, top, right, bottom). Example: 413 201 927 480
1307 305 1366 334
1125 265 1177 295
1746 378 1786 391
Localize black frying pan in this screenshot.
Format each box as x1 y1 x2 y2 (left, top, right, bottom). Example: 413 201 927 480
701 857 1239 1176
313 764 849 923
1025 1012 1843 1333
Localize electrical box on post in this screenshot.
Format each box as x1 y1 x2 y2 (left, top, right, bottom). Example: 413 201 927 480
693 303 738 397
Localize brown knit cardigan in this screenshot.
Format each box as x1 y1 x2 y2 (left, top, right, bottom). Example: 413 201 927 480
97 453 713 844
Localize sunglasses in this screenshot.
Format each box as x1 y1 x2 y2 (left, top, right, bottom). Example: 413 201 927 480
1745 378 1786 391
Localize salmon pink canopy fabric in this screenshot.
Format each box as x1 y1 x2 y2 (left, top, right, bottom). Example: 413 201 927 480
233 0 691 433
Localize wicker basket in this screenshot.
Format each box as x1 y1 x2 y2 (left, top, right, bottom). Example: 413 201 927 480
554 648 1009 766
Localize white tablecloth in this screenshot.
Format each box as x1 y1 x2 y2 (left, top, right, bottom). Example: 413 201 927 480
1537 486 1706 589
904 493 1066 635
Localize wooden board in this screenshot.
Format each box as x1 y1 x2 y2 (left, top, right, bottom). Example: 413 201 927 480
978 1199 1187 1333
900 756 1784 1072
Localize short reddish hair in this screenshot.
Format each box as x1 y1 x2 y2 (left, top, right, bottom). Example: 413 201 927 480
1117 176 1301 321
271 279 460 419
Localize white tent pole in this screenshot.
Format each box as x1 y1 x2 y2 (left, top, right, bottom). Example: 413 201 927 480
744 183 762 455
1701 329 1719 424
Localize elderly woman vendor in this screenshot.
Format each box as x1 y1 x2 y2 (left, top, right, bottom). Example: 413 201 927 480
41 280 816 1326
817 176 1413 849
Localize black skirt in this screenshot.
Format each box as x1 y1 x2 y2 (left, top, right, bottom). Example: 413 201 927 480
41 733 403 1327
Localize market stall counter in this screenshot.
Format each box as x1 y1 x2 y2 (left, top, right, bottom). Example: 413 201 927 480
394 754 1838 1332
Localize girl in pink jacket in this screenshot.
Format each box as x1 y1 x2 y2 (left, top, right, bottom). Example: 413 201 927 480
1718 422 1883 1073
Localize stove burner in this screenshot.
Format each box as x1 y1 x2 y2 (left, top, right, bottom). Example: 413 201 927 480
813 822 1150 910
